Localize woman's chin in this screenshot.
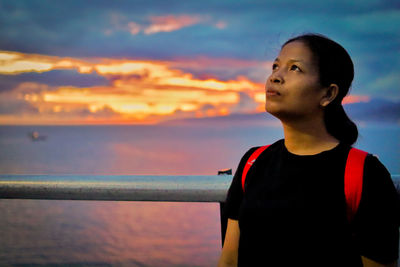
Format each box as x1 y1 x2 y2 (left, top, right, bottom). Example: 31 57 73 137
265 105 292 122
265 103 280 117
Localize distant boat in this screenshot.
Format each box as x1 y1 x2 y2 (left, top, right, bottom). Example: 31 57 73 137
29 131 47 141
218 168 232 175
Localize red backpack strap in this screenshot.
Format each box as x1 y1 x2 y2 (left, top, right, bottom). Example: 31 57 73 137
241 145 270 192
345 147 368 222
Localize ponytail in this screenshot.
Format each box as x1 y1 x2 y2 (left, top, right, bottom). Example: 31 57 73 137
324 103 358 146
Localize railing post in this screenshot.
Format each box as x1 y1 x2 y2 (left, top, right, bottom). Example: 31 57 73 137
217 169 232 248
219 201 227 247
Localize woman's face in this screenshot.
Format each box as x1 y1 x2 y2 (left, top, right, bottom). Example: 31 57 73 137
265 41 327 121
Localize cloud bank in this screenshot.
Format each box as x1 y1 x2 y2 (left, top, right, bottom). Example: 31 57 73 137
0 50 268 124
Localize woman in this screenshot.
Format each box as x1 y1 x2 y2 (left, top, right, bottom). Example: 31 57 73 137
218 34 399 267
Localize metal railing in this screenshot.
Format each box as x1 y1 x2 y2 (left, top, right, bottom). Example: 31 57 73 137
1 174 399 246
0 175 233 202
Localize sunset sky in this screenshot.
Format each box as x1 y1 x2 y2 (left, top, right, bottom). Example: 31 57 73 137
0 0 399 125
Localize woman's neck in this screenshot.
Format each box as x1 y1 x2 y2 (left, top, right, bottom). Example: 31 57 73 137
282 116 339 155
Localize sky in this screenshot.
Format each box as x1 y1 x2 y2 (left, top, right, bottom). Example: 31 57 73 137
0 0 399 125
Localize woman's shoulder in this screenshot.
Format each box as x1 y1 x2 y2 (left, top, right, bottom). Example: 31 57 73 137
234 140 284 173
360 154 399 210
362 153 393 184
241 139 284 159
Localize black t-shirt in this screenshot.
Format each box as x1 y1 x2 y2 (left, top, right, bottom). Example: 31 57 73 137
225 139 400 267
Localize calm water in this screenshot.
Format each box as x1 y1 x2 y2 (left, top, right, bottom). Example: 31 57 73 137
0 123 399 266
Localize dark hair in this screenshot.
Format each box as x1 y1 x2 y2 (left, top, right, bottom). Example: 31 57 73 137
283 33 358 145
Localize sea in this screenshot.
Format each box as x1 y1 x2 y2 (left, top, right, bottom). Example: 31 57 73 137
0 122 399 267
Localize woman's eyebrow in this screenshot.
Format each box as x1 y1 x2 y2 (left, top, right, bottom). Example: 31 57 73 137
274 58 304 63
288 59 304 63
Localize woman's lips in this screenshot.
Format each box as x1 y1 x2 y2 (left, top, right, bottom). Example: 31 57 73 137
266 88 281 96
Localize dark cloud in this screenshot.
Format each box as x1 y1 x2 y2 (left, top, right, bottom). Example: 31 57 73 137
0 75 21 93
90 105 118 117
231 92 259 113
345 98 400 122
0 97 39 115
200 103 215 112
0 70 109 93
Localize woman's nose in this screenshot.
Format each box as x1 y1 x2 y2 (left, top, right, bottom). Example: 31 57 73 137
269 73 283 84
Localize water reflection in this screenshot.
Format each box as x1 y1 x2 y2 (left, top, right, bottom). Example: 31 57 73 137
0 199 221 267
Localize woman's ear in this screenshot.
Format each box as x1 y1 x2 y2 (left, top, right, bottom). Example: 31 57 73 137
320 84 339 107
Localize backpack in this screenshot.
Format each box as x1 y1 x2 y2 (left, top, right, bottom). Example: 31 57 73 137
241 145 368 222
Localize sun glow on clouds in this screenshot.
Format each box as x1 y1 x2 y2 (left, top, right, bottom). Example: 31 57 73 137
0 51 93 75
0 50 263 124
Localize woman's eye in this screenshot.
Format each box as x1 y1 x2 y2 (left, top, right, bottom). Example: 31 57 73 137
290 65 301 71
272 63 278 71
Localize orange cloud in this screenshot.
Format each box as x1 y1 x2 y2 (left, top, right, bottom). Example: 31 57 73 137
93 58 263 93
144 15 204 34
0 50 266 124
343 95 370 104
108 13 226 36
0 51 93 75
39 86 239 116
